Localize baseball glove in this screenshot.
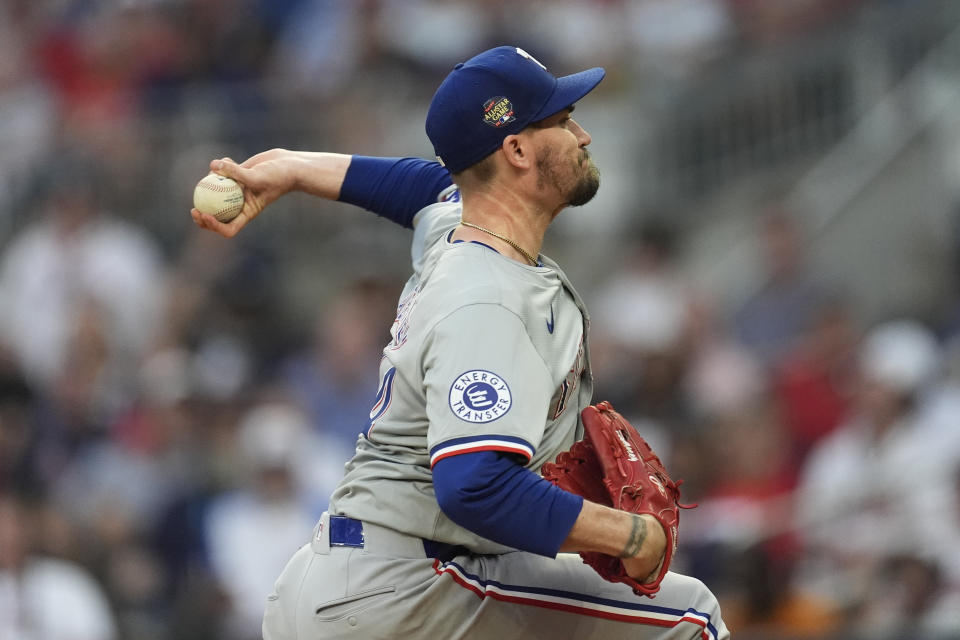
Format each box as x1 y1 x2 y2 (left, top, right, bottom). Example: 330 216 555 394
541 401 694 597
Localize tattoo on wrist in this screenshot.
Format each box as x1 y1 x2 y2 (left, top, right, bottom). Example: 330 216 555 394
620 515 647 558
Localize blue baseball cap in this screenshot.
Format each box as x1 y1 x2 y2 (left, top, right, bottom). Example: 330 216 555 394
426 46 605 174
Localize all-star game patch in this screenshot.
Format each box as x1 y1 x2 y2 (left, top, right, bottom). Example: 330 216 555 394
482 97 516 128
448 370 513 423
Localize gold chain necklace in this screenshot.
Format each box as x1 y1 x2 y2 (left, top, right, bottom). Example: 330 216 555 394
459 220 540 266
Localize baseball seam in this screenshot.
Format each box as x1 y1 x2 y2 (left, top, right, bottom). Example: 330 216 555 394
198 182 241 194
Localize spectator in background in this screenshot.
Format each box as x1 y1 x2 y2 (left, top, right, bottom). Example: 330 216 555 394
675 292 766 498
680 324 838 636
733 209 831 369
0 154 164 400
279 280 397 454
590 219 698 434
48 345 201 563
203 402 329 640
0 493 118 640
0 353 43 496
684 396 840 637
793 320 951 625
771 295 858 476
896 336 960 636
853 553 955 639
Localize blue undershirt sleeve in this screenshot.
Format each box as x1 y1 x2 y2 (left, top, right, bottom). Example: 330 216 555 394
433 450 584 557
337 156 453 229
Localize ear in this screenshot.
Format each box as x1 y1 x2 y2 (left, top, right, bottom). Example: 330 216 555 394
500 134 534 170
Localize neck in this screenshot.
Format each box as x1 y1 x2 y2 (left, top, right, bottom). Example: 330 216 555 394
455 188 552 265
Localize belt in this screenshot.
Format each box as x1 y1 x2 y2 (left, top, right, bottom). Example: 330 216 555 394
327 515 470 561
329 515 365 548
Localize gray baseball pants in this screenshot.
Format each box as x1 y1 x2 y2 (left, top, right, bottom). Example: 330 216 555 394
262 513 729 640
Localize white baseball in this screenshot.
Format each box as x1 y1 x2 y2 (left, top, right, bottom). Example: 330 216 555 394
193 173 244 222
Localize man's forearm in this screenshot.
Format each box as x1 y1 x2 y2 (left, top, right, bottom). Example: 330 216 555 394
559 500 666 579
272 151 353 200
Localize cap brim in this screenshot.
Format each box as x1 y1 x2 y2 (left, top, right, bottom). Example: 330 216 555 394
531 67 606 122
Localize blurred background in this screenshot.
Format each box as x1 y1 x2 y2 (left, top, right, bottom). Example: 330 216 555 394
2 0 960 638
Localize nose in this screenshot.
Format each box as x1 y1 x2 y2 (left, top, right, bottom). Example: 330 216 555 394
569 118 592 147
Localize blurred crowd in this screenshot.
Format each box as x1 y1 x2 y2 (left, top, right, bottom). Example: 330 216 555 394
2 1 960 640
590 214 960 638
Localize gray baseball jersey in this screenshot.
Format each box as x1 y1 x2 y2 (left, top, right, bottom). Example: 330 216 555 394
266 190 728 640
329 191 593 553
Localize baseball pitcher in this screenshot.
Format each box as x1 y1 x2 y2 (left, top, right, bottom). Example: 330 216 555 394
192 46 729 640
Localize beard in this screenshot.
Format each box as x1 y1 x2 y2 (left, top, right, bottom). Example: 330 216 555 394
537 147 601 207
568 156 601 207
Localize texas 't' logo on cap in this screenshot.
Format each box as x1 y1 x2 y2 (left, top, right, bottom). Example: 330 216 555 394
482 96 516 128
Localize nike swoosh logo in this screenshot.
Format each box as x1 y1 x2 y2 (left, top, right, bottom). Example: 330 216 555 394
546 305 555 334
